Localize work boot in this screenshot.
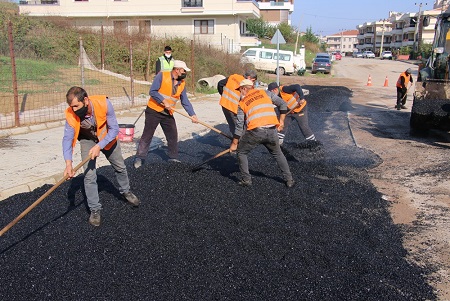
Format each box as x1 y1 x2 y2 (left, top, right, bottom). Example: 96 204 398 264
396 105 401 110
285 179 296 188
122 191 140 207
401 105 407 109
134 157 144 169
238 179 252 187
89 209 101 227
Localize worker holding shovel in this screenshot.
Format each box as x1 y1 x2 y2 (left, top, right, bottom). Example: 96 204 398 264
134 60 198 168
396 68 414 110
63 86 140 227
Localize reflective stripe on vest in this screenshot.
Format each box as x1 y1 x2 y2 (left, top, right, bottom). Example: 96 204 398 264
239 89 279 131
159 56 174 72
396 72 410 88
219 74 244 114
279 86 304 113
65 95 117 151
147 71 185 113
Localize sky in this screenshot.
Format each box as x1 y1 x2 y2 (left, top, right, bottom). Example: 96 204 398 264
292 1 436 36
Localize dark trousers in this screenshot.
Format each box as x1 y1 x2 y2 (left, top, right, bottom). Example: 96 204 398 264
396 87 407 107
136 107 178 160
282 107 315 140
222 107 237 135
237 127 293 183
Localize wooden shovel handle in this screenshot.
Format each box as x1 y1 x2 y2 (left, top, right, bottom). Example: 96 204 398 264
0 155 91 237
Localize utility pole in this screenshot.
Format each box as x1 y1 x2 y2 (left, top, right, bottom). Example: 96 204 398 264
379 20 386 57
414 2 427 52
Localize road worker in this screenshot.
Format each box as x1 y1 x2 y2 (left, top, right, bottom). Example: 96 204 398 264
396 68 414 110
155 45 174 74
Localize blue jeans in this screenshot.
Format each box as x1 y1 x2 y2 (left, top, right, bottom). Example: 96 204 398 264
237 127 293 183
80 139 130 211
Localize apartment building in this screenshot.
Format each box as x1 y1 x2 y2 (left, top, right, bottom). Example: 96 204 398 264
355 1 445 55
256 0 294 25
326 30 358 54
17 0 261 53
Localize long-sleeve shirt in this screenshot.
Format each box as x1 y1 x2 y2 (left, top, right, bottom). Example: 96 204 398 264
217 77 229 95
234 90 287 138
62 99 119 161
150 72 196 116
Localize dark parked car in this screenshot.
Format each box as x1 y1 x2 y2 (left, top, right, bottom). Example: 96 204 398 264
311 58 331 74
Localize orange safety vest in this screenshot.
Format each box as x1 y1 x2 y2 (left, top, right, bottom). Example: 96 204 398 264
396 72 411 88
279 85 306 113
219 74 245 114
65 95 117 151
147 71 185 114
239 89 280 131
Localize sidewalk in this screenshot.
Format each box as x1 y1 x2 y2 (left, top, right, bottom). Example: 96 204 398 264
0 94 225 201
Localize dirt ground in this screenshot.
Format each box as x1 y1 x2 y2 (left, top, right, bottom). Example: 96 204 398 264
278 74 450 300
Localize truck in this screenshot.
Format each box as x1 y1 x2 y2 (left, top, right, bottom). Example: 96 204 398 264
410 7 450 133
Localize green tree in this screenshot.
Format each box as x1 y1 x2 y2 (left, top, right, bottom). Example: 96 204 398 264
301 26 319 44
276 22 295 43
246 17 270 39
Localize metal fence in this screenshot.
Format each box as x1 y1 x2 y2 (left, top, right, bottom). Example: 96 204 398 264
0 22 151 130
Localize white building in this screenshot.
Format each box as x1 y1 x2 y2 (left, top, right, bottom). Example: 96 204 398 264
18 0 263 53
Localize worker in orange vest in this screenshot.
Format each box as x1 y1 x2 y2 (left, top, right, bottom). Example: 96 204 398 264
63 86 140 227
396 68 414 110
217 70 258 134
134 60 198 168
229 79 295 187
268 82 318 147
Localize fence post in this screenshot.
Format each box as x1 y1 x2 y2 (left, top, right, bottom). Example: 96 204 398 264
191 39 195 95
8 20 20 127
101 24 105 70
145 37 151 81
79 36 85 87
129 40 135 105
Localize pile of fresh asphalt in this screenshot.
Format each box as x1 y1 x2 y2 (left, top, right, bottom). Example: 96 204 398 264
0 85 436 300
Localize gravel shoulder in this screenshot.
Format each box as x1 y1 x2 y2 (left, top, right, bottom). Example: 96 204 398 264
277 72 450 300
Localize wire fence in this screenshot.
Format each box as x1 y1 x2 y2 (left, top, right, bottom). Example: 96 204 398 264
0 23 152 130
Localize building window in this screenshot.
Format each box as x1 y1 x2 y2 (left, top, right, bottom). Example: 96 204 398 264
183 0 202 7
114 20 128 35
194 20 214 34
139 20 151 35
74 0 89 2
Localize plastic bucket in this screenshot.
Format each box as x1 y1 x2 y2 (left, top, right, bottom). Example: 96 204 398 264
118 124 135 142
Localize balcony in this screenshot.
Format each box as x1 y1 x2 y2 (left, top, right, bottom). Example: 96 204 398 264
19 0 59 4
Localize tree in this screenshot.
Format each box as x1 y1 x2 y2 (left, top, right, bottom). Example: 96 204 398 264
246 17 270 39
301 26 319 44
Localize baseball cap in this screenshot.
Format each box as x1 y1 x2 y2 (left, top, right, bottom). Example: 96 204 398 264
406 68 412 74
173 60 191 72
239 79 254 87
267 82 279 91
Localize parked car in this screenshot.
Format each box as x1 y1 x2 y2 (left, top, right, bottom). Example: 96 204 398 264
352 51 363 58
362 51 375 58
241 48 296 75
381 51 393 60
311 58 331 74
332 51 342 60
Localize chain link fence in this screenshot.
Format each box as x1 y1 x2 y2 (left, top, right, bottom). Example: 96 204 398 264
0 22 153 129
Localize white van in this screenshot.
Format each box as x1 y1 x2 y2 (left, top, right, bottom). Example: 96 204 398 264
241 47 296 75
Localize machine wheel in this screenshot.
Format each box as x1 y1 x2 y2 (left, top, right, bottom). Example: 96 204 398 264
409 111 429 136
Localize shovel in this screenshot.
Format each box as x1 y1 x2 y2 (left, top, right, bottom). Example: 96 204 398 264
0 155 91 236
170 108 233 140
192 149 231 172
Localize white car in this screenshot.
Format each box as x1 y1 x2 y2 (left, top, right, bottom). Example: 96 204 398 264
363 51 375 58
381 51 393 60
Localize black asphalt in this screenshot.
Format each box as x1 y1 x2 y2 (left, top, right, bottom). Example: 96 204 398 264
0 85 436 300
